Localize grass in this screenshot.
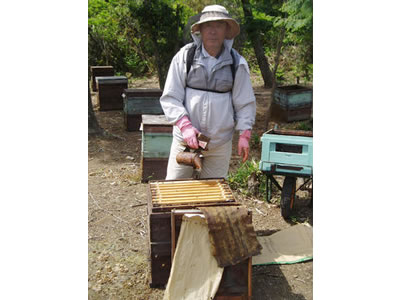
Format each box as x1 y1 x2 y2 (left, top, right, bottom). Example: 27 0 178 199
228 159 266 197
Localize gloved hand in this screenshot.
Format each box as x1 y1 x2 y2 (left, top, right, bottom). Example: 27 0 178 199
176 116 200 149
238 130 251 163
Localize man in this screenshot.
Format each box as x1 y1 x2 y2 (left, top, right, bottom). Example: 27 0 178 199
160 4 256 180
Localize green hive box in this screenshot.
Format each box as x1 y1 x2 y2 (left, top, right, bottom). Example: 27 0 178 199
272 85 313 122
123 89 164 131
141 114 173 182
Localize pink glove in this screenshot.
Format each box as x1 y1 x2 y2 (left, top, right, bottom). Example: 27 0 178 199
238 130 251 163
176 116 200 149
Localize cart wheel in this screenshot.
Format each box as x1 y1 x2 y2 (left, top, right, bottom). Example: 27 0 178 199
281 176 297 219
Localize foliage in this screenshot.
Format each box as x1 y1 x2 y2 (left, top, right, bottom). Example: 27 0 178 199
128 0 185 89
274 0 313 82
228 159 267 196
88 0 313 85
88 0 148 75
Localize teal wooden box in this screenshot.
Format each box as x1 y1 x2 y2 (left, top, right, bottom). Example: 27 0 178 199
274 85 312 108
122 89 163 115
141 115 173 181
273 85 312 122
123 89 163 131
142 133 173 158
259 133 313 176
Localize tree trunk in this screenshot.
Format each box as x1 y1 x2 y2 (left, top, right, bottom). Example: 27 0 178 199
88 82 104 136
272 27 286 90
241 0 274 88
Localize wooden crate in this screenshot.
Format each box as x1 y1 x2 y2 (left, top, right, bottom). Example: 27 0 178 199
90 66 114 92
272 85 313 122
96 76 128 111
122 88 164 131
259 131 313 176
147 179 252 299
141 115 173 182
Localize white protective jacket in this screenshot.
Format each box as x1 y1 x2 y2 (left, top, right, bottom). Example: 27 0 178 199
160 34 256 149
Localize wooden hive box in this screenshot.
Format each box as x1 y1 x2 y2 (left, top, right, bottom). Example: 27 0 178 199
122 88 164 131
141 115 173 182
259 129 313 176
96 76 128 111
147 179 252 299
272 85 313 122
90 66 114 92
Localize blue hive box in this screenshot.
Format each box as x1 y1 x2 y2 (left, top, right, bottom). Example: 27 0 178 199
259 130 313 176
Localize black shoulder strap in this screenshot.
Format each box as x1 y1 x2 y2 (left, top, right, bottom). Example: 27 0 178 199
186 45 238 80
230 49 236 81
186 44 197 75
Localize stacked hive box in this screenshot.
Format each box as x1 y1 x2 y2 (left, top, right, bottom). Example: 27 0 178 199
147 179 251 299
141 115 173 182
272 85 313 122
90 66 114 92
122 89 163 131
96 76 128 111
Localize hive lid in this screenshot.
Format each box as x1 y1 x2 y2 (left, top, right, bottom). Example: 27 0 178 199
275 85 312 94
96 76 128 84
123 88 163 98
142 114 170 126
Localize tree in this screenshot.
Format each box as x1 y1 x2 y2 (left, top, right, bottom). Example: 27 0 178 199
241 0 275 88
274 0 313 83
128 0 185 89
88 82 103 136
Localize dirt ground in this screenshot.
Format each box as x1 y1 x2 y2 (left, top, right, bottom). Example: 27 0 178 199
88 76 313 300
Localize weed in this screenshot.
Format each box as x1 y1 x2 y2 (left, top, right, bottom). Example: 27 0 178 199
294 120 313 131
228 159 266 197
250 132 261 149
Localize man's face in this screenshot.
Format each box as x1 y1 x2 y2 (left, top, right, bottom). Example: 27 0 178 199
200 21 227 54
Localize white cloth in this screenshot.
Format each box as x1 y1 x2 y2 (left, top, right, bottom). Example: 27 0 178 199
163 215 224 300
166 137 232 180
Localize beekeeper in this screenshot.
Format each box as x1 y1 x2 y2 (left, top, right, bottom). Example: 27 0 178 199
160 4 256 180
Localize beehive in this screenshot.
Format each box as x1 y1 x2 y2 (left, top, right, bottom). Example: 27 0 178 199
96 76 128 111
122 88 163 131
147 179 251 299
141 115 173 182
272 85 313 122
90 66 114 92
259 129 313 176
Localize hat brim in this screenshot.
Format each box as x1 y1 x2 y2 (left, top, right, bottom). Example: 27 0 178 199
191 17 240 40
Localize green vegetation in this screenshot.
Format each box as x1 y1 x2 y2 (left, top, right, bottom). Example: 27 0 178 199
88 0 313 86
228 159 267 197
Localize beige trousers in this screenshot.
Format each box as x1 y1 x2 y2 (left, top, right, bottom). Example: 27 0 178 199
165 138 232 180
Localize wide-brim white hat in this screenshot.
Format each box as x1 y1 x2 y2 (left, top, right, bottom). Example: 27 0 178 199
191 5 240 40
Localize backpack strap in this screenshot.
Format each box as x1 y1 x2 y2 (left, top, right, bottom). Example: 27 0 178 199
230 49 237 81
186 44 238 80
186 44 197 75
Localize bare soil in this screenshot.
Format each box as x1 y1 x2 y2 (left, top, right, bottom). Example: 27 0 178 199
88 76 313 299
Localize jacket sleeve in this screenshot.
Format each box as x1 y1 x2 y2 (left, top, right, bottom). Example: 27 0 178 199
232 57 256 132
160 48 188 124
